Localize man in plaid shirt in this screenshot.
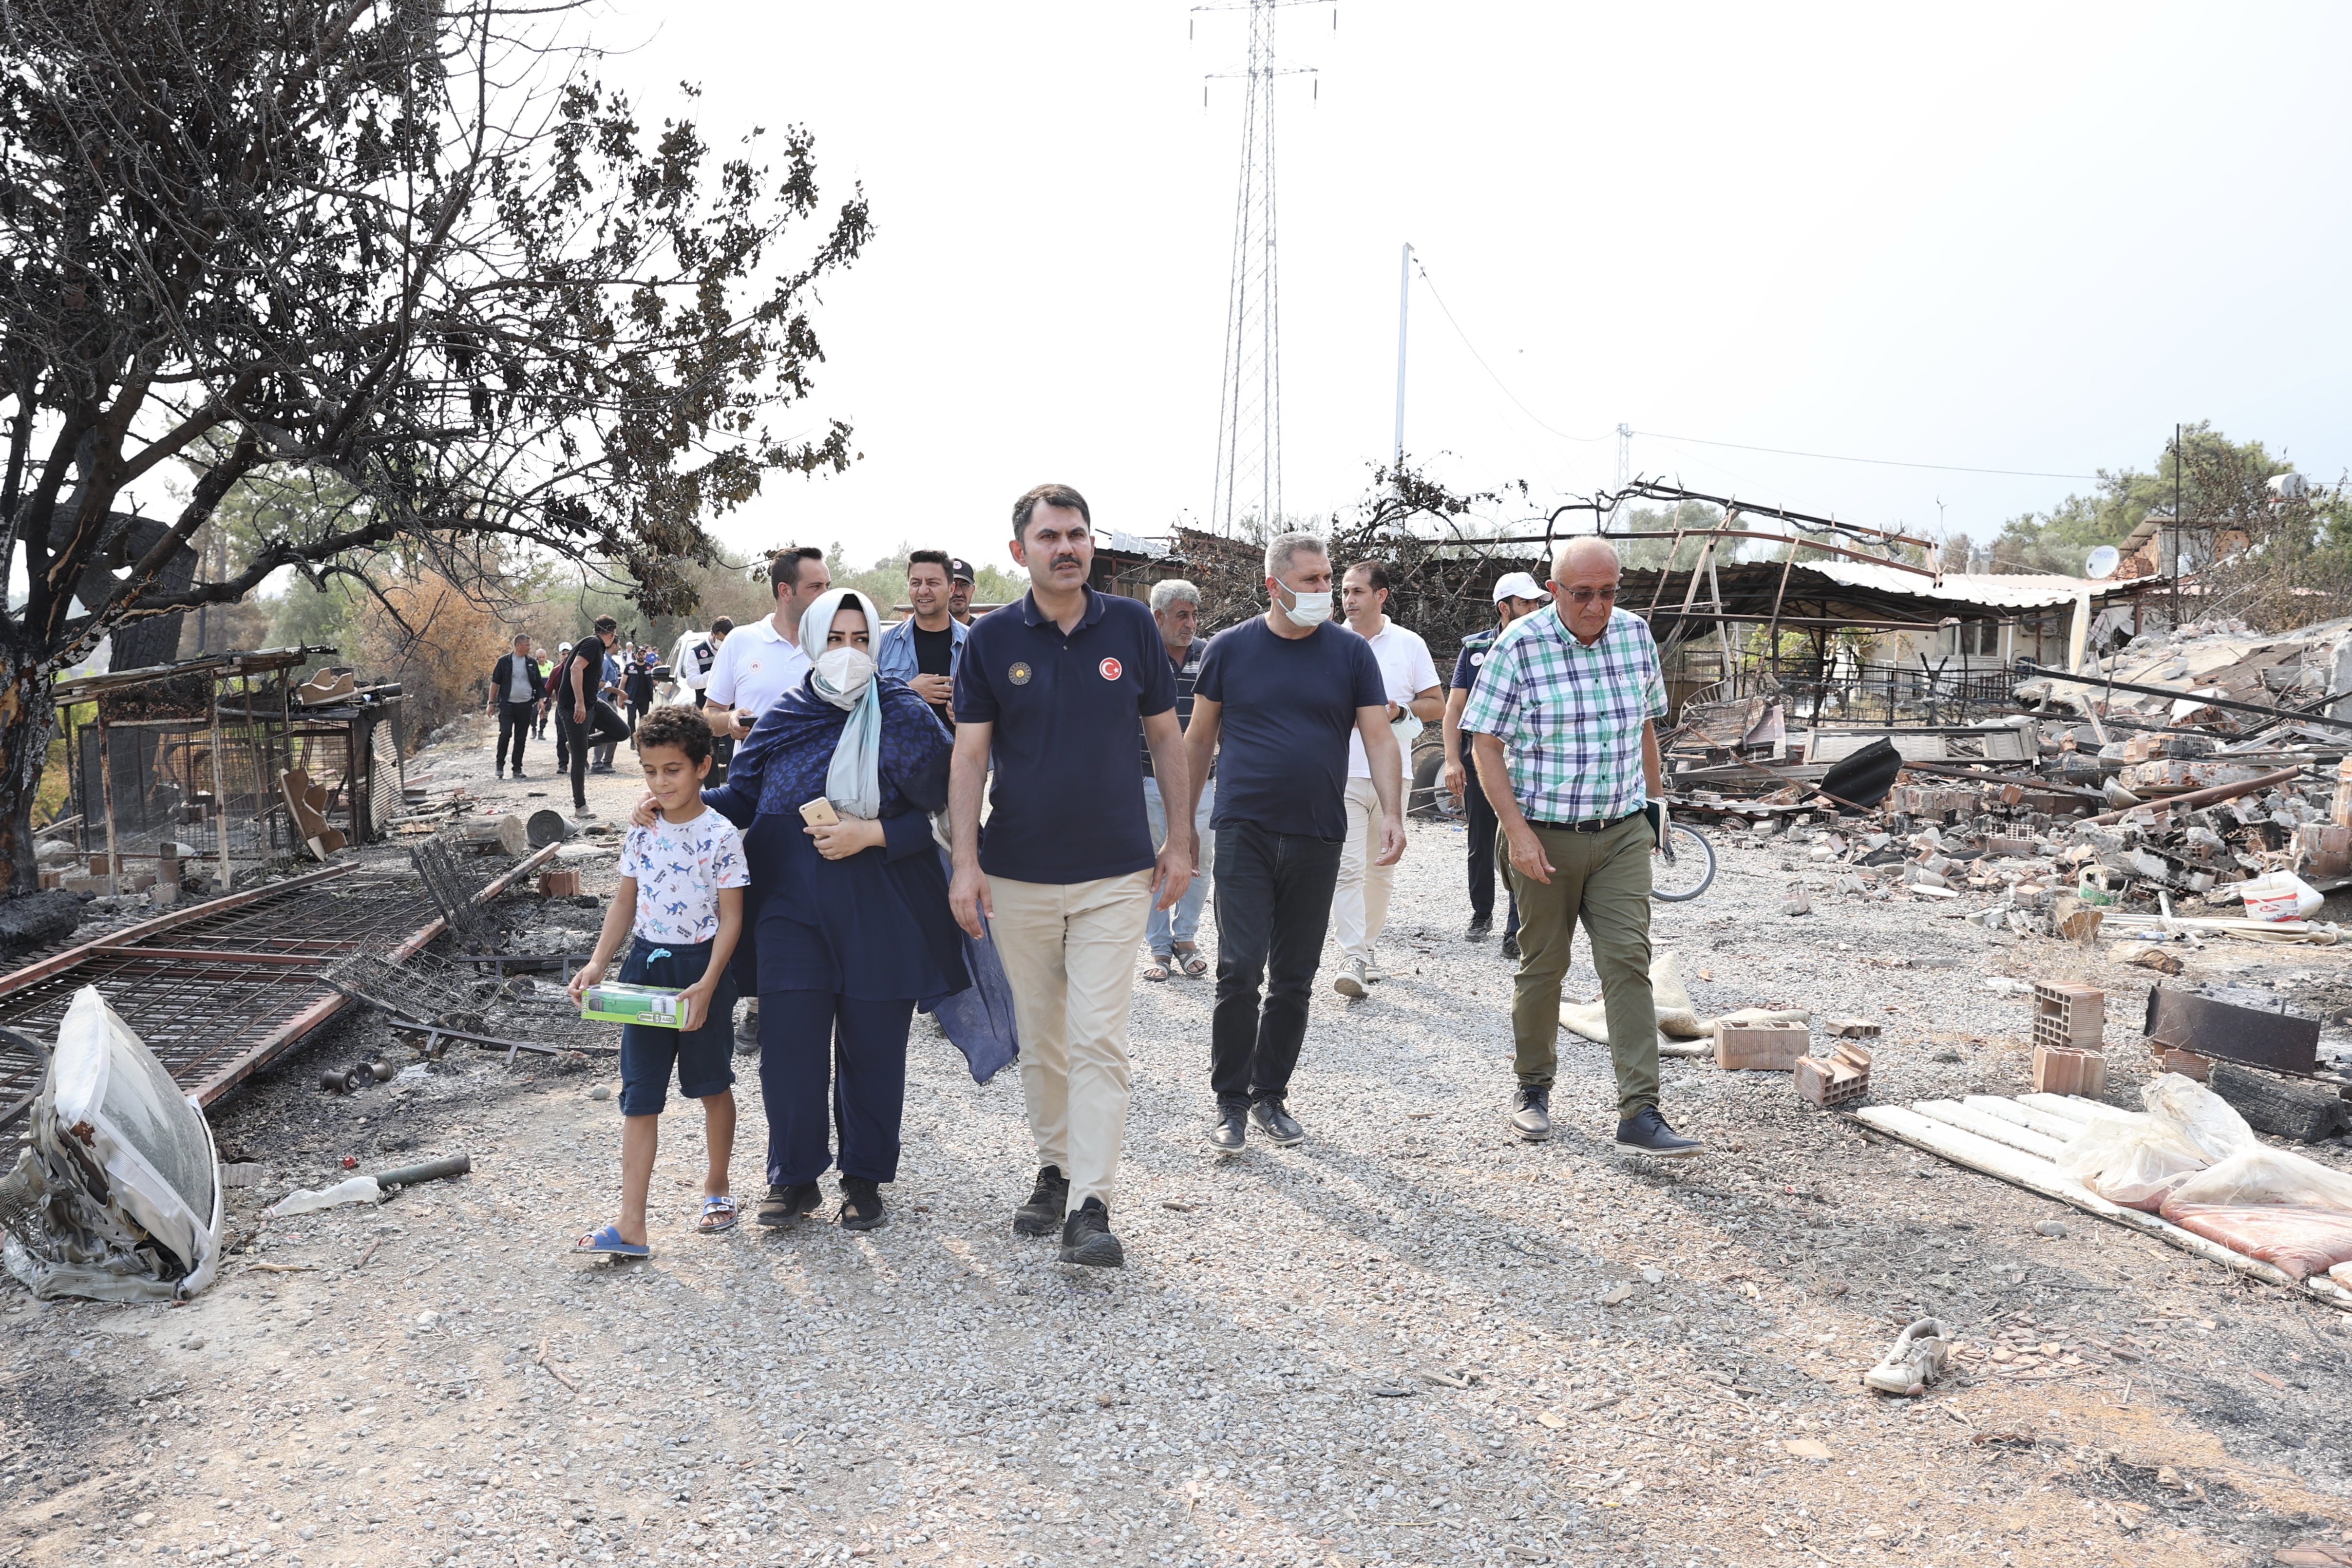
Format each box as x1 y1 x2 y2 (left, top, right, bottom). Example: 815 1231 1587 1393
1460 537 1702 1157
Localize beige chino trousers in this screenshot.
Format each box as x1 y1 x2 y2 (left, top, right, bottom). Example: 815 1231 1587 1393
986 871 1153 1212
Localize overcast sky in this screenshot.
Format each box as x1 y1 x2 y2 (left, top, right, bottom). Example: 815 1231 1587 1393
594 0 2352 574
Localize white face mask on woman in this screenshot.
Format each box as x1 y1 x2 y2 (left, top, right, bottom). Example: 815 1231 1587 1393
1275 580 1333 629
812 645 875 710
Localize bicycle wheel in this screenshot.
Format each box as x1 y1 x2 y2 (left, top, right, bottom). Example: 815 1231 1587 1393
1651 822 1717 902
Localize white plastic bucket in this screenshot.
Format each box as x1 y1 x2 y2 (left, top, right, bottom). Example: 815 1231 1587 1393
2238 870 2323 923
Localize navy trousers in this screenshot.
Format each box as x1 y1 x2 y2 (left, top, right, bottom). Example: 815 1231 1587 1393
760 989 916 1188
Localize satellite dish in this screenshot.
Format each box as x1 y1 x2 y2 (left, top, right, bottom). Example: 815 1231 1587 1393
2084 545 2120 581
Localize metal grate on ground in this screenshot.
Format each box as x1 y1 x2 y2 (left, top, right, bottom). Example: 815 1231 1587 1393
0 839 561 1131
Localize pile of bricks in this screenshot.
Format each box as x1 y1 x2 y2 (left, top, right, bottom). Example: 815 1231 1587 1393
2031 982 2107 1096
1883 785 1980 820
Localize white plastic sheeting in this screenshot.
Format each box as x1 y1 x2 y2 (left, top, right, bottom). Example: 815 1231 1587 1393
0 986 223 1301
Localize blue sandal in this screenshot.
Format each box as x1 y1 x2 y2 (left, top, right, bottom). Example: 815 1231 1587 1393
572 1223 650 1258
698 1194 738 1235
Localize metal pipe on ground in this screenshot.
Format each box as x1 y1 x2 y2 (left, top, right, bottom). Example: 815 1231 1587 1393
2019 661 2352 737
2080 765 2305 827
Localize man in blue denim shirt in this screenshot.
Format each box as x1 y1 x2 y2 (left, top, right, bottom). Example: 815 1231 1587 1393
874 548 967 728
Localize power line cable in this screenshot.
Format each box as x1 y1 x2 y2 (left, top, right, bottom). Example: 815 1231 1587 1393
1409 255 1609 444
1407 252 2103 482
1631 430 2099 481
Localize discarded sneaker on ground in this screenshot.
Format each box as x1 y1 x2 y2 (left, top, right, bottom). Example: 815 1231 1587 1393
1862 1317 1951 1398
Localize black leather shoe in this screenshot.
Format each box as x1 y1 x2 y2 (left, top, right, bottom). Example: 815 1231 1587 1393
1613 1106 1703 1158
1465 913 1492 943
757 1181 822 1227
1209 1106 1247 1154
1500 932 1521 960
1013 1165 1069 1236
1249 1098 1304 1147
1059 1197 1124 1267
838 1175 886 1231
1511 1085 1552 1141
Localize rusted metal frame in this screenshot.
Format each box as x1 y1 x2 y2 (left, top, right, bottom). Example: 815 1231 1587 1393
2023 661 2352 737
1764 545 1799 682
92 946 325 965
184 841 561 1108
1645 529 1688 614
97 711 120 896
1522 528 1941 578
210 685 229 888
0 864 360 999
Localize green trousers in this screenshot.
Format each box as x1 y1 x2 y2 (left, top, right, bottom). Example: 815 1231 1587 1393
1503 812 1658 1118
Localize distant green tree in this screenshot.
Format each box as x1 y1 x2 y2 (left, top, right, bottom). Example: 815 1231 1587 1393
1991 424 2291 574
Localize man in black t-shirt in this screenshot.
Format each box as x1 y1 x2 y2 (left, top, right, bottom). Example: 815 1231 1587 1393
552 618 633 814
1180 531 1401 1155
875 548 966 727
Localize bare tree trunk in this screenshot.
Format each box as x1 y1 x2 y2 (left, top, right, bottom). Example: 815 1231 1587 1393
0 645 57 897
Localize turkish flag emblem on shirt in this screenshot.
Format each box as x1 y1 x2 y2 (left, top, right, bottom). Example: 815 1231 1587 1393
1098 658 1123 681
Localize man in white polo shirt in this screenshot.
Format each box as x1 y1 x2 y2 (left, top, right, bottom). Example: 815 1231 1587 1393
1330 558 1442 999
702 545 830 1049
704 547 829 738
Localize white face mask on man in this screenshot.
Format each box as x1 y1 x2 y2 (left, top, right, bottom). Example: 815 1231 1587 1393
1274 579 1333 628
812 645 875 710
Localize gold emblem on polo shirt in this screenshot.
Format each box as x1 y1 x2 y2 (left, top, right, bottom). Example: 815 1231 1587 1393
1009 661 1032 685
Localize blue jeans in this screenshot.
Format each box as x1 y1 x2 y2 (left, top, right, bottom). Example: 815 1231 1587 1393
1141 776 1214 954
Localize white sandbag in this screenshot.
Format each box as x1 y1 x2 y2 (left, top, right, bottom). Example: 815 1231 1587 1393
2053 1109 2208 1210
2166 1146 2352 1212
2143 1072 2257 1162
1558 952 1707 1044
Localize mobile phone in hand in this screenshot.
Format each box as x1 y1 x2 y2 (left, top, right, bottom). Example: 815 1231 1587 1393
799 797 839 827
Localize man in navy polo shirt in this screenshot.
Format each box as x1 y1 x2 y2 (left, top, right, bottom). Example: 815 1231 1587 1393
949 483 1193 1268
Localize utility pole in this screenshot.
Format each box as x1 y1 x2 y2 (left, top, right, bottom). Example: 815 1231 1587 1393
1392 242 1410 478
2172 421 2182 630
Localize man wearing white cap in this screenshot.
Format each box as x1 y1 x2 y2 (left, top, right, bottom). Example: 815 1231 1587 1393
1443 571 1548 956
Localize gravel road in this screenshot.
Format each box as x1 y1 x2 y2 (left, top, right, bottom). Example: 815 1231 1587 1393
8 717 2352 1568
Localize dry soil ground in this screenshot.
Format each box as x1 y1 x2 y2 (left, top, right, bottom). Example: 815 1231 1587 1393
9 713 2352 1568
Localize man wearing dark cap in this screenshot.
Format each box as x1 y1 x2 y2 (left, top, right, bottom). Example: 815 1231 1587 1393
948 558 978 626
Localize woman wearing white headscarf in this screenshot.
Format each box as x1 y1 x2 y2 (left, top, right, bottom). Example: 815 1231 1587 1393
695 588 967 1231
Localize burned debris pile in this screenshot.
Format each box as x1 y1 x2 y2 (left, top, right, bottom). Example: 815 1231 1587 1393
1668 616 2352 952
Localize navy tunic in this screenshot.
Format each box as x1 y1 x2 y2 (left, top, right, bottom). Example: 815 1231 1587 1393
702 676 967 1006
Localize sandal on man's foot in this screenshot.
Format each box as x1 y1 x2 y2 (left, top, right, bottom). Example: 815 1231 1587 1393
757 1182 822 1228
1173 944 1208 978
697 1194 739 1235
571 1223 649 1259
1141 955 1172 982
839 1175 887 1232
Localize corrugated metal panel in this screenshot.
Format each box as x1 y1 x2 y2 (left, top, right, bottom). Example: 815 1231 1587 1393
1806 562 2160 611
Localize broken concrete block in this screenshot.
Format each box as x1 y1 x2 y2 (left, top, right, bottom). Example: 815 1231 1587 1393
1717 1021 1810 1071
1824 1018 1881 1039
2296 822 2352 878
1795 1043 1872 1107
539 869 584 898
1984 835 2037 858
2031 1043 2108 1096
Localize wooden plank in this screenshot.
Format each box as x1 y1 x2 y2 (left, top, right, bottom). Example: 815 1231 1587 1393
1850 1105 2351 1309
2017 1092 2105 1125
1962 1094 2086 1143
1911 1099 2069 1161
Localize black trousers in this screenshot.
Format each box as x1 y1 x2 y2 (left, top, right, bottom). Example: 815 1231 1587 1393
494 700 536 773
555 700 631 808
626 700 648 748
1210 820 1344 1107
1463 776 1520 937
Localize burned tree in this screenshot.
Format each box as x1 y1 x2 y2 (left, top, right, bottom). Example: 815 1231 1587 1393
0 0 870 892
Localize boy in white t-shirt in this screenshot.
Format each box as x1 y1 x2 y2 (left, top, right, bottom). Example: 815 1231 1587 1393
568 706 749 1256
